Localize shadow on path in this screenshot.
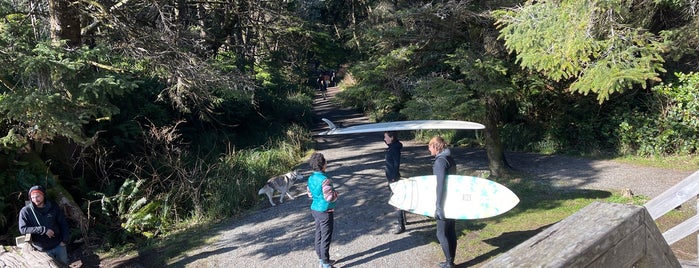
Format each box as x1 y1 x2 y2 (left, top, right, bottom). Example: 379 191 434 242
107 85 693 268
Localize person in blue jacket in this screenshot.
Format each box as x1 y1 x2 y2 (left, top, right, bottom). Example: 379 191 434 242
18 185 70 264
428 136 457 268
307 152 339 268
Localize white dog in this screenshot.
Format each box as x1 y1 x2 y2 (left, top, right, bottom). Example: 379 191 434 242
258 170 303 206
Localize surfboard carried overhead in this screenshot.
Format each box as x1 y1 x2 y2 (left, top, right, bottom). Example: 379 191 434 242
389 175 519 220
317 118 485 136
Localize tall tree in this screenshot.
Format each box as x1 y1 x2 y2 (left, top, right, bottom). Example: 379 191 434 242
341 1 517 178
446 41 518 177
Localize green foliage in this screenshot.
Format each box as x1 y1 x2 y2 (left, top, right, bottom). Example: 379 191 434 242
204 124 311 218
494 0 667 103
496 71 699 157
0 37 139 146
448 46 510 90
616 154 699 171
0 154 61 238
570 31 666 101
336 46 417 121
0 168 27 233
616 72 699 156
0 0 325 248
94 122 311 239
494 2 597 81
112 179 161 237
401 77 480 121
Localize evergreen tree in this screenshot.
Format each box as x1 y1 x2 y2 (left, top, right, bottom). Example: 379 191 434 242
494 0 670 103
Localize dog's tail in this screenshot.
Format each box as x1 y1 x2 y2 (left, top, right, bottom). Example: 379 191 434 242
258 184 269 195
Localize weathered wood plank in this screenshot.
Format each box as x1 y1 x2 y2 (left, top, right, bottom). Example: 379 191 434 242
484 202 681 268
680 259 699 267
663 214 699 245
0 244 67 268
644 170 699 220
587 224 645 267
643 208 687 267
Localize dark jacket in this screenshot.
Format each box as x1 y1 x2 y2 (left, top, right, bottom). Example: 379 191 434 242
385 140 403 182
18 200 70 251
433 148 456 218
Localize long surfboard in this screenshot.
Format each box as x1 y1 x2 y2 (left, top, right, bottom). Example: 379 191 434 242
316 118 485 135
389 175 519 220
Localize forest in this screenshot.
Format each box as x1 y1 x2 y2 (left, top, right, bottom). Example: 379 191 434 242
1 0 698 259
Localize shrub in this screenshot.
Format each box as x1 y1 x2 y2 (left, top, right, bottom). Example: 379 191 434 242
616 72 699 156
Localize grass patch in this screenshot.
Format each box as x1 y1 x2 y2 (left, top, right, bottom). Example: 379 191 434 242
454 179 656 266
614 154 699 171
96 218 222 266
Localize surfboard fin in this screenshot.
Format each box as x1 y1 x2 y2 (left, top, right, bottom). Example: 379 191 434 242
321 118 337 130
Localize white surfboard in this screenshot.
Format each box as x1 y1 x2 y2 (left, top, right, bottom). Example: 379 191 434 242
316 118 485 135
389 175 519 220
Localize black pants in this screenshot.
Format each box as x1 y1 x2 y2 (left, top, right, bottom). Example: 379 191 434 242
436 218 456 263
396 209 405 227
387 179 406 227
312 210 334 263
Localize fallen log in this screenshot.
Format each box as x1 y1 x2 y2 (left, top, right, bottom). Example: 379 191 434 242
0 235 68 268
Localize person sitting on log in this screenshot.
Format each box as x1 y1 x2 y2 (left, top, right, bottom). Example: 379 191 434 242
18 185 70 265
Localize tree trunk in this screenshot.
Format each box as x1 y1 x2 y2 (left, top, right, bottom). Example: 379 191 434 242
484 96 512 179
48 0 81 48
46 0 88 239
55 185 89 239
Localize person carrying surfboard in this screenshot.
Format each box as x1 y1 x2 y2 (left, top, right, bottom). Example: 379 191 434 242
384 131 406 234
428 136 457 268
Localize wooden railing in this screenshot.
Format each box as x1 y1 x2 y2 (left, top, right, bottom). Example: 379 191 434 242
482 170 699 267
644 170 699 262
484 201 681 267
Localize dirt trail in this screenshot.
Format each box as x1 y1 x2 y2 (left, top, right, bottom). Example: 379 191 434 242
171 87 444 267
125 86 694 268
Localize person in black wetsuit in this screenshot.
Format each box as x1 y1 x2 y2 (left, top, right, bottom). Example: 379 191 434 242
428 136 457 268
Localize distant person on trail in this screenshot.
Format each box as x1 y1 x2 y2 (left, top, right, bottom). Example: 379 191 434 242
317 73 328 99
307 152 339 268
18 185 70 265
330 70 336 87
384 131 406 234
428 136 457 268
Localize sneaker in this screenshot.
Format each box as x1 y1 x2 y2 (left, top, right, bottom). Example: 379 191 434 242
319 259 337 268
392 224 405 234
439 261 455 268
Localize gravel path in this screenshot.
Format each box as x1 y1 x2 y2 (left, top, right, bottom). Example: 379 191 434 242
175 86 694 268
